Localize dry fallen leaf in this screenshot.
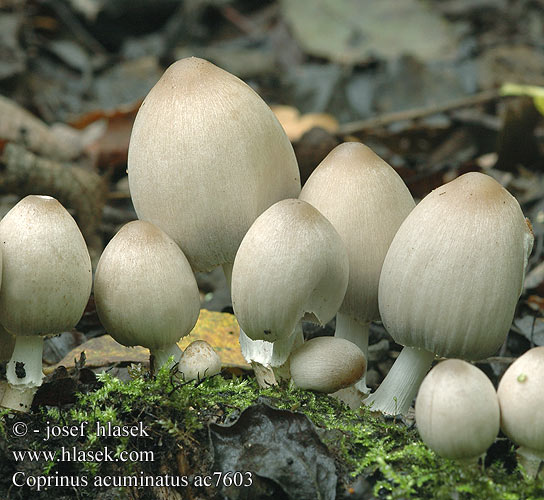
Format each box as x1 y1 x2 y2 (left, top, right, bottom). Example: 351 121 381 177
272 105 338 141
46 309 249 373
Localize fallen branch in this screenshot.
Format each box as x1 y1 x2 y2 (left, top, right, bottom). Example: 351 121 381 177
0 143 107 264
338 89 502 135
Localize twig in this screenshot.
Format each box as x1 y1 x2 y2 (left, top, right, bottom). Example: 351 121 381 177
338 89 502 135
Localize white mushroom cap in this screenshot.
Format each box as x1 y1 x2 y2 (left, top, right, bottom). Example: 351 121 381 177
232 199 349 354
289 336 366 393
178 340 221 381
128 57 301 272
300 142 415 323
497 347 544 458
94 221 200 356
415 359 500 460
0 195 92 336
379 172 533 360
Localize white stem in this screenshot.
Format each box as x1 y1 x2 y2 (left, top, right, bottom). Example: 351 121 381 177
2 335 44 412
517 446 544 478
6 335 44 388
364 346 435 415
335 313 370 394
239 322 304 388
222 262 233 289
151 343 183 370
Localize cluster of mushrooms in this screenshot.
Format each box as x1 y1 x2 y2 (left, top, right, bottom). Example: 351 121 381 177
0 56 542 475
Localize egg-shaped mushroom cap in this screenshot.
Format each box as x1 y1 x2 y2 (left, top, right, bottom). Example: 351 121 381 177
415 359 500 460
128 57 301 272
232 199 349 344
178 340 222 381
94 220 200 351
0 195 92 337
300 142 414 323
497 346 544 453
289 336 366 393
379 172 533 360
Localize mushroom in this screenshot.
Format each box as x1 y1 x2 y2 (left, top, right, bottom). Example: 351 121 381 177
127 56 300 276
94 220 200 369
365 172 533 415
415 359 500 461
497 346 544 477
0 195 92 412
231 199 349 384
299 142 414 393
289 336 366 393
178 340 222 382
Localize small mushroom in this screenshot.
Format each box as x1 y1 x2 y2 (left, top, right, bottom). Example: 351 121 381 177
0 195 92 412
178 340 221 382
289 336 366 393
366 172 533 415
415 359 500 461
94 220 200 369
497 346 544 477
300 142 414 393
232 199 349 385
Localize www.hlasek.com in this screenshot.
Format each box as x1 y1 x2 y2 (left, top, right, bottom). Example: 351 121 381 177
10 420 253 491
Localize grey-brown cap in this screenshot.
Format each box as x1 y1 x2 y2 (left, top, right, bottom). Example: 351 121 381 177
128 57 301 272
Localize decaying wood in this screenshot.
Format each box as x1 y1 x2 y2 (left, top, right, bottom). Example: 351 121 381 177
0 95 84 160
0 143 107 264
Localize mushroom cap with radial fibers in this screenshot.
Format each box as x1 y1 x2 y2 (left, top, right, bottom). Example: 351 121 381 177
497 346 544 453
300 142 415 323
178 340 222 381
128 57 301 272
289 336 366 393
0 195 92 337
415 359 500 460
378 172 533 360
94 220 200 351
232 199 349 344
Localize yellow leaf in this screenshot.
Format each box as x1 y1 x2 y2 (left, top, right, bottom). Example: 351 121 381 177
500 82 544 116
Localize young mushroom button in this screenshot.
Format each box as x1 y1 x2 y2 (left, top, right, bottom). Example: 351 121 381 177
366 172 533 415
497 346 544 478
415 359 500 461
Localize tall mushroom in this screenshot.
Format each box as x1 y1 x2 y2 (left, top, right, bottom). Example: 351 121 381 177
231 199 349 384
497 346 544 477
366 172 533 415
127 56 300 277
299 142 415 393
0 195 92 412
94 221 200 369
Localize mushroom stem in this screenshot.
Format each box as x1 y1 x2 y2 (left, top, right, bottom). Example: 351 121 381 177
238 321 304 388
517 446 544 479
151 343 183 371
222 262 233 288
364 346 435 415
2 335 44 411
335 312 370 394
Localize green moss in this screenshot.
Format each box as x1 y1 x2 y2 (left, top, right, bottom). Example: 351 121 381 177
2 366 543 500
